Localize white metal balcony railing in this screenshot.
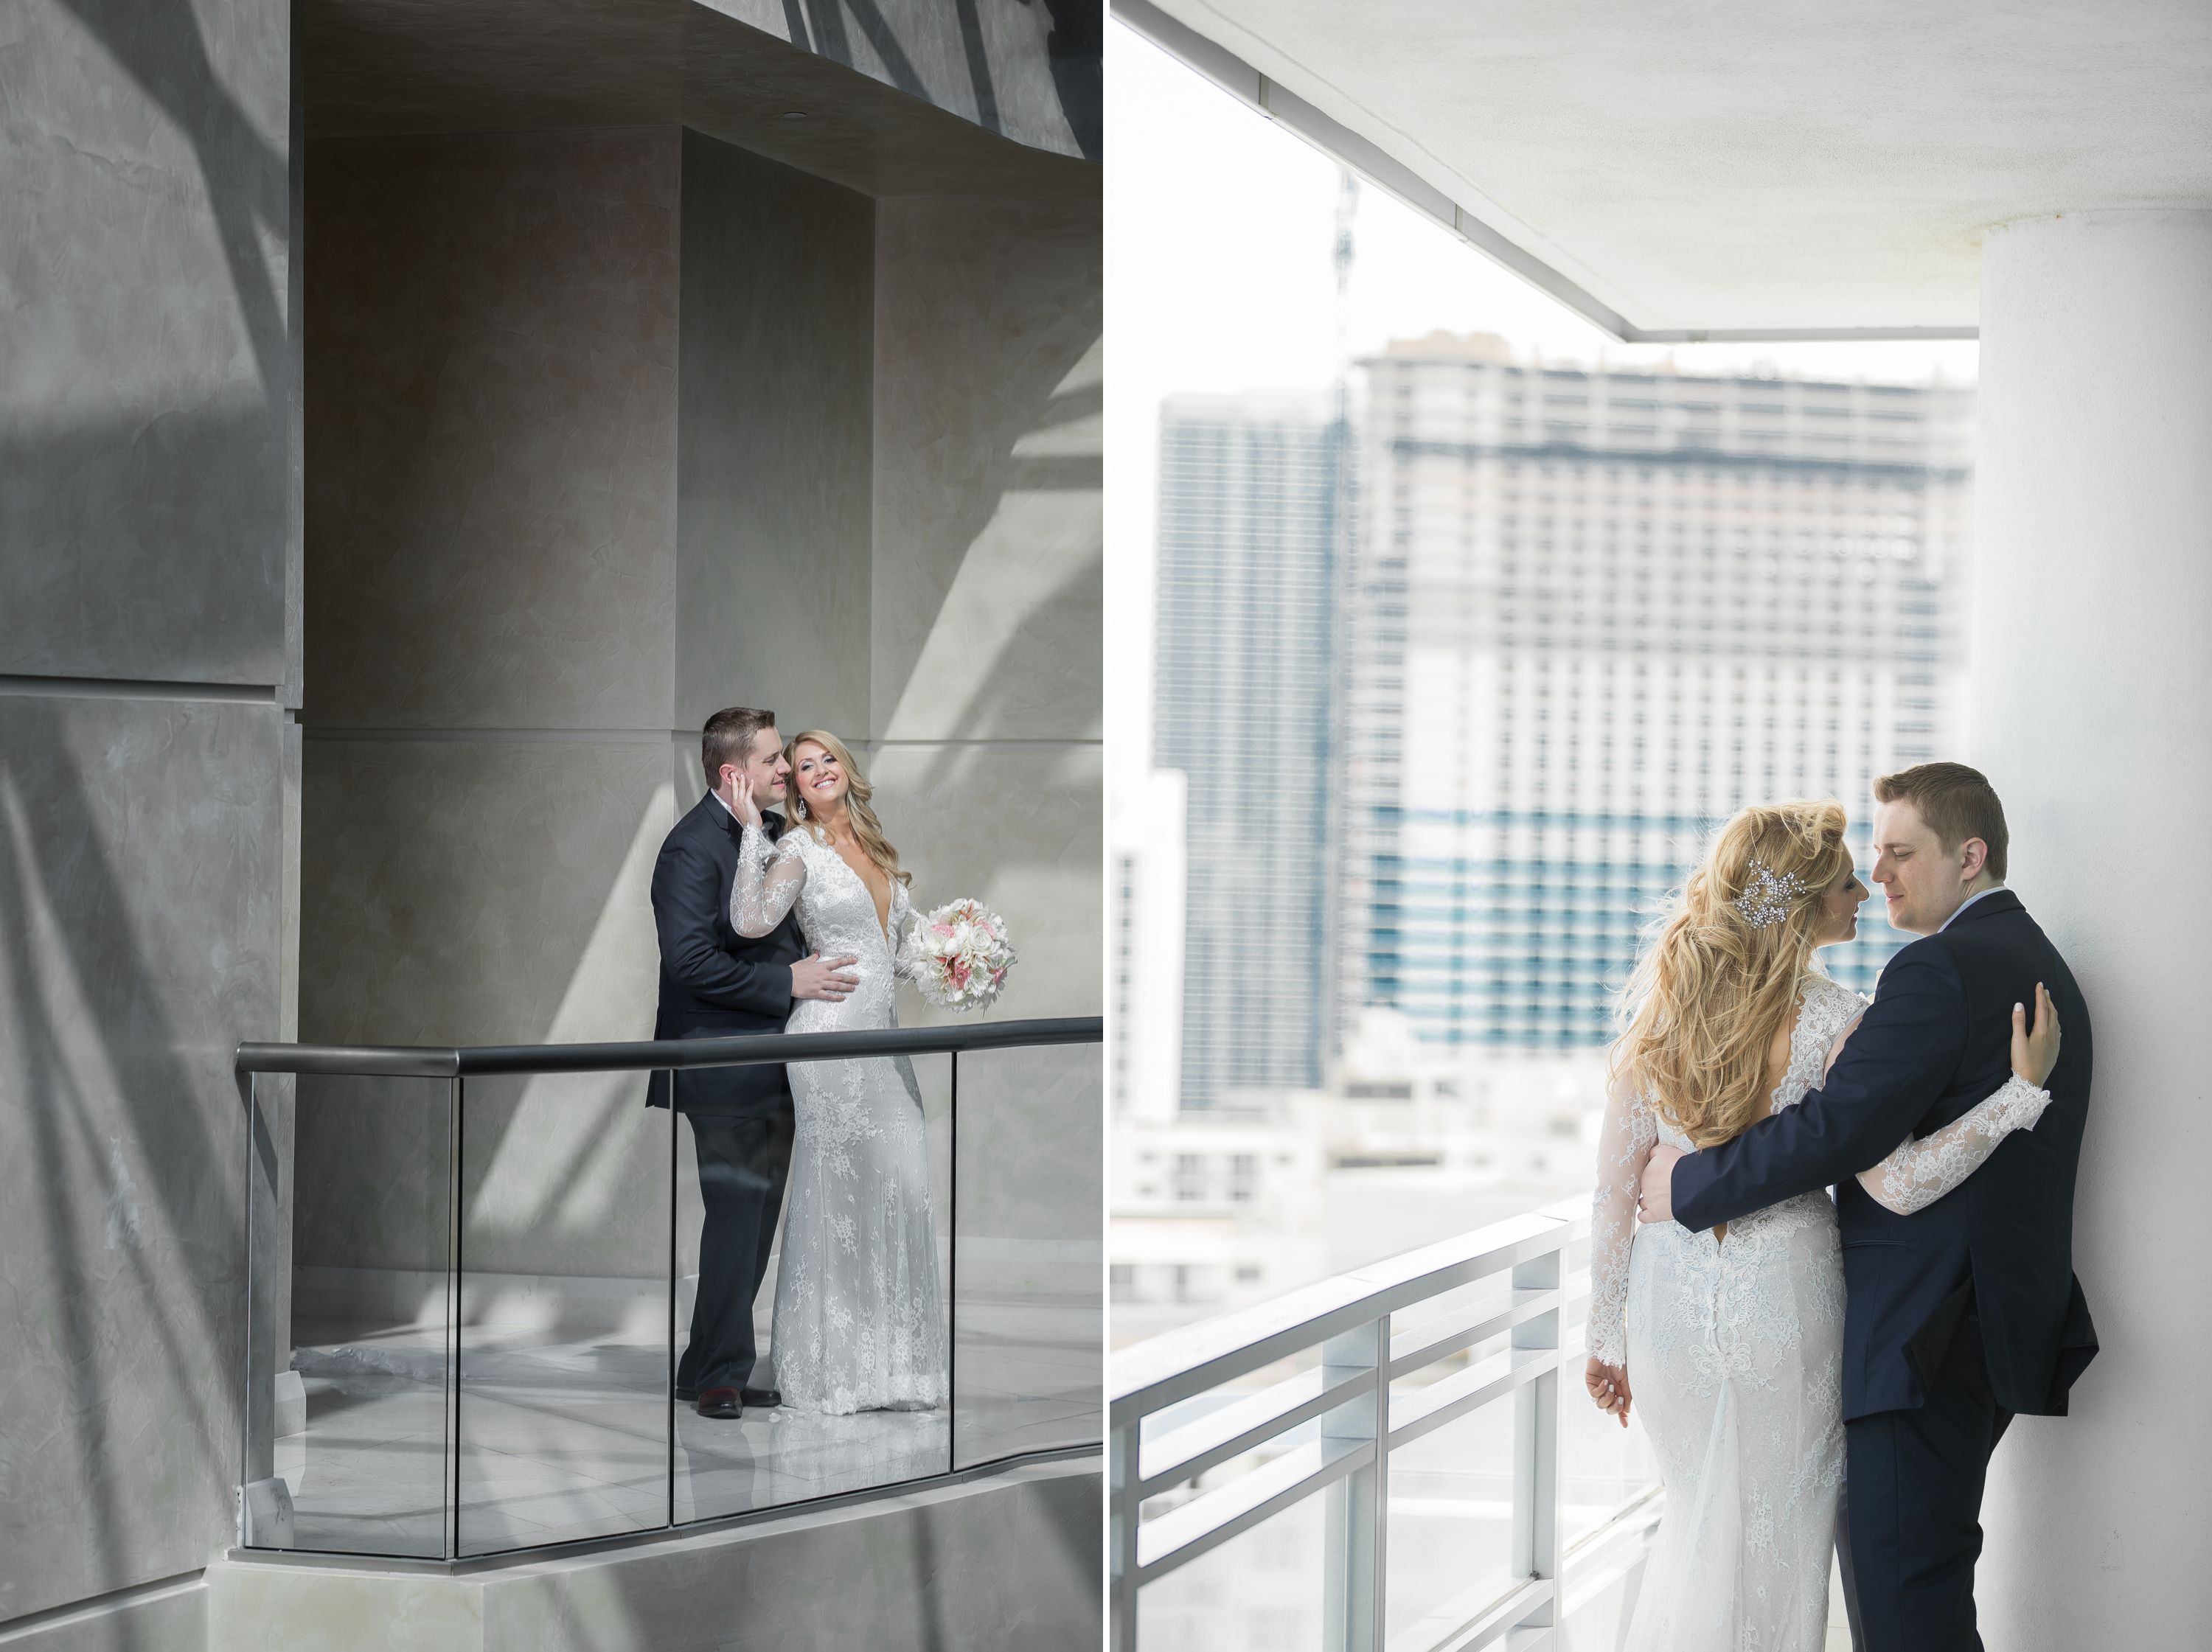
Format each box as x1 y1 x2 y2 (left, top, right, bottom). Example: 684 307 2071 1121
1110 1199 1663 1652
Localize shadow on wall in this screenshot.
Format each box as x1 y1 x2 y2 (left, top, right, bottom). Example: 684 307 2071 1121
4 0 291 676
781 0 1102 160
52 0 290 387
0 0 292 1617
0 697 268 1608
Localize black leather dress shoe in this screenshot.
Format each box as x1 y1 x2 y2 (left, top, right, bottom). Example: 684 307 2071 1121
695 1387 742 1419
740 1387 782 1409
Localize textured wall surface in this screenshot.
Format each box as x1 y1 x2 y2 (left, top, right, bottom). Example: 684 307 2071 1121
297 740 672 1275
0 0 299 1630
675 132 874 738
305 128 681 733
0 0 293 688
872 198 1102 747
871 195 1103 1030
0 695 288 1620
867 196 1102 1428
299 128 689 1286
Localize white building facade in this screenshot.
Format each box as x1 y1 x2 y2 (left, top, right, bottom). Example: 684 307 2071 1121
1337 333 1975 1050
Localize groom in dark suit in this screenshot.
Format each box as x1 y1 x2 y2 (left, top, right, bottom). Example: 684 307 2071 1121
647 706 858 1419
1638 763 2097 1651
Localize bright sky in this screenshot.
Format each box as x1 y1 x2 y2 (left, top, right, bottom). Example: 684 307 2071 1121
1104 21 1981 792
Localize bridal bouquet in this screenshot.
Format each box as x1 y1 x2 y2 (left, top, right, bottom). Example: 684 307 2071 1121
908 899 1017 1011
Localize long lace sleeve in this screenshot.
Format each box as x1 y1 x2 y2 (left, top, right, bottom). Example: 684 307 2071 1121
891 887 926 984
1586 1068 1658 1366
731 824 807 938
1857 1076 2051 1215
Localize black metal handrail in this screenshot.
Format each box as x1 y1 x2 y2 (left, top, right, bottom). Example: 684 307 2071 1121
236 1011 1103 1561
234 1014 1102 1078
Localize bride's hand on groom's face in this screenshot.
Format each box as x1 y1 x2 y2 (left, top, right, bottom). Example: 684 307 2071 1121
728 768 763 827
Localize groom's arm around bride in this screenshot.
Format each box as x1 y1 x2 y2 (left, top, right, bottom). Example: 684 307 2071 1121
1647 765 2097 1422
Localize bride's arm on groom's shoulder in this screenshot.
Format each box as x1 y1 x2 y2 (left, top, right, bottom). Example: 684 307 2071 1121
1586 1067 1655 1426
1857 983 2060 1216
1669 950 1971 1233
729 823 807 938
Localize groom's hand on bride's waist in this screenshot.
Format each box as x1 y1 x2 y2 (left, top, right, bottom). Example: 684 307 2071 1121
1637 1144 1686 1224
792 953 860 1001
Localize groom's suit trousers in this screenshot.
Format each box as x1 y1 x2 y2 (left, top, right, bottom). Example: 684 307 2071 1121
677 1109 796 1395
1840 1309 2014 1652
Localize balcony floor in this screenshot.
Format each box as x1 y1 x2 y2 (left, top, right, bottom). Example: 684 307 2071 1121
279 1306 1096 1558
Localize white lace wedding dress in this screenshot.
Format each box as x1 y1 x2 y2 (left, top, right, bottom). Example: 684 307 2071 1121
1586 971 2051 1651
732 821 947 1415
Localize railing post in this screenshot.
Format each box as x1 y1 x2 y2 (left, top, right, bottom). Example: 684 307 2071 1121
1322 1314 1388 1652
238 1070 294 1547
1512 1240 1564 1636
1110 1415 1141 1652
947 1052 960 1478
444 1073 465 1561
666 1069 678 1533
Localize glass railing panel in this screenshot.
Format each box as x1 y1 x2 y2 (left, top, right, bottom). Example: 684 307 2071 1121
1134 1491 1329 1652
1382 1392 1519 1647
952 1040 1102 1468
282 1073 453 1558
675 1052 955 1522
454 1067 669 1556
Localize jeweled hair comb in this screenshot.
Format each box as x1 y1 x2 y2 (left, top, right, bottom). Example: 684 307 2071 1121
1733 860 1809 930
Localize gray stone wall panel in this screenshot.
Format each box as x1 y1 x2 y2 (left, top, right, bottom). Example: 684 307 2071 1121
675 132 874 738
304 128 682 733
0 0 292 685
873 741 1099 1022
871 197 1102 745
296 736 672 1277
0 694 285 1619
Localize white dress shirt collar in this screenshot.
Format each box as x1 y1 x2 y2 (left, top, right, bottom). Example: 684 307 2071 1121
1939 885 2005 932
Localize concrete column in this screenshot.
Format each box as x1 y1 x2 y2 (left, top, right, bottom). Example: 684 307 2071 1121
1970 208 2212 1645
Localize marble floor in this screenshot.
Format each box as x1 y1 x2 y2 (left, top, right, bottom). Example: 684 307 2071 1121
280 1303 1097 1558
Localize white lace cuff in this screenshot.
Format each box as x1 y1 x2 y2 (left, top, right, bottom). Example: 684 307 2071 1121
1863 1075 2052 1216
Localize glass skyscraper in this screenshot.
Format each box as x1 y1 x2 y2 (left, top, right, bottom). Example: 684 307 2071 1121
1154 392 1348 1105
1336 334 1975 1050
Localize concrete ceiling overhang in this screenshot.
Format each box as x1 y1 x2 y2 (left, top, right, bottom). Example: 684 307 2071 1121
305 0 1098 198
1118 0 2212 340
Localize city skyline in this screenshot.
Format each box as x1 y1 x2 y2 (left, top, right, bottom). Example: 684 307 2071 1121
1134 336 1973 1115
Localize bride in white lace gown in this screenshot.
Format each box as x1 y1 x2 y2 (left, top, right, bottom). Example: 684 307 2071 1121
728 729 947 1415
1584 801 2056 1651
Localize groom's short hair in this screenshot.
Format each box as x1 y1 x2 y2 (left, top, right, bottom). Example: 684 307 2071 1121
1875 761 2008 880
702 707 776 784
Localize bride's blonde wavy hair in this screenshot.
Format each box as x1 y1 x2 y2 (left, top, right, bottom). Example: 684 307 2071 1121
1612 800 1853 1149
785 730 911 888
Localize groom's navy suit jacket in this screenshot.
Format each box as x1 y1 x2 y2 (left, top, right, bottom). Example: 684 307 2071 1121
1672 889 2098 1422
644 795 805 1118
